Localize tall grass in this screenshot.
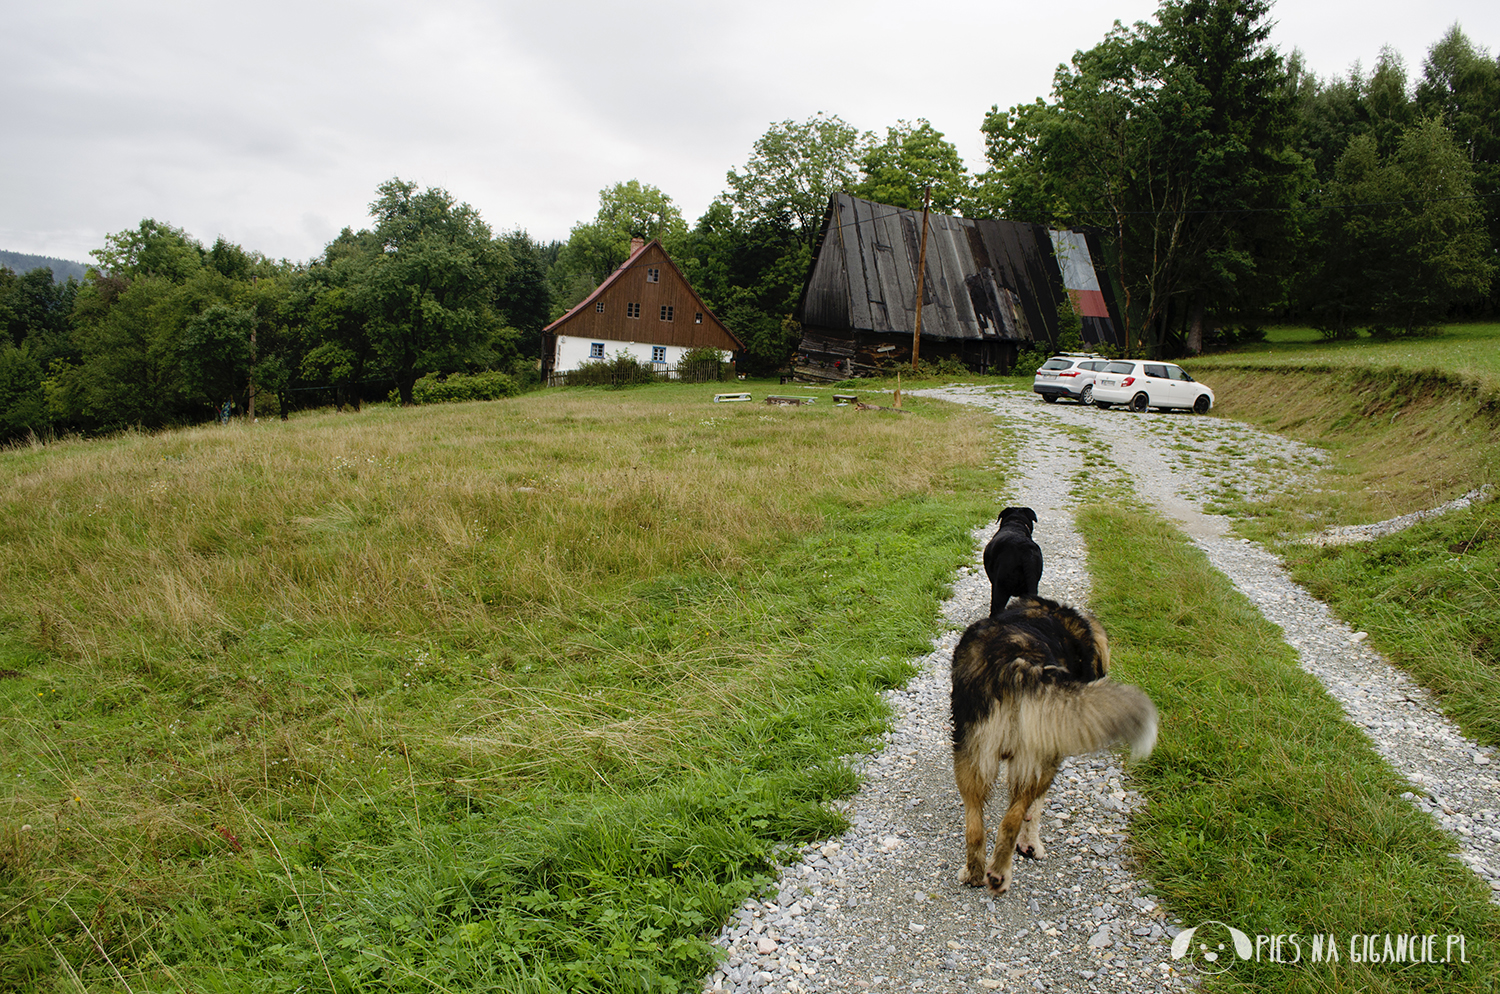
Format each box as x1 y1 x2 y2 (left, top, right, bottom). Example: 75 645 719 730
0 384 1000 991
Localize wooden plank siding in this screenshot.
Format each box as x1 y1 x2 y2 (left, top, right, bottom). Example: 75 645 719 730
793 193 1124 381
543 240 742 376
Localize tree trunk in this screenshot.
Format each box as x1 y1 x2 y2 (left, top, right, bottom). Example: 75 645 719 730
1187 301 1204 355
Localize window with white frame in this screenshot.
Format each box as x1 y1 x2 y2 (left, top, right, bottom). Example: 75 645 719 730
626 302 640 318
590 342 605 358
660 305 674 321
652 346 666 363
595 301 604 312
694 312 703 324
646 267 659 283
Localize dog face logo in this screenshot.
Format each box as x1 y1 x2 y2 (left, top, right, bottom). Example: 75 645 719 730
1170 921 1252 974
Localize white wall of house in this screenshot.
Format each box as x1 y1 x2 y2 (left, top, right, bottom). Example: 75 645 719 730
553 336 730 373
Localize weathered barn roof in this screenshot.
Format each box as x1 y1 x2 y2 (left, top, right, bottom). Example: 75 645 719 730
796 194 1121 348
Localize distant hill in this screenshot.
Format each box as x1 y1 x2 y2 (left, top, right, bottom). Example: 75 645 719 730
0 250 89 282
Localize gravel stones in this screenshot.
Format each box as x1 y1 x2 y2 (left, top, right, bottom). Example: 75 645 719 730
701 386 1498 994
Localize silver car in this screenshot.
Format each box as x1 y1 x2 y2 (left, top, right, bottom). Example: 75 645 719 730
1032 354 1112 405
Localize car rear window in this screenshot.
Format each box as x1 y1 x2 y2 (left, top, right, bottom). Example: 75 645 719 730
1040 359 1074 370
1104 361 1135 373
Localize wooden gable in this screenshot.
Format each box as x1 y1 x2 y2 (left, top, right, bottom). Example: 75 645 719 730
544 240 742 353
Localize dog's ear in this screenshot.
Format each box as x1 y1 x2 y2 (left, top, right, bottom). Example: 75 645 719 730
998 506 1038 525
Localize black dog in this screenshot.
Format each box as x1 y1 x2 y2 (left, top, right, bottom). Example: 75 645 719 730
982 507 1042 618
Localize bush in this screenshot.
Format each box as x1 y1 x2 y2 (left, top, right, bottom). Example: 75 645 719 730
677 347 732 383
1011 346 1050 379
392 370 520 405
911 356 974 380
1204 324 1268 347
567 352 656 388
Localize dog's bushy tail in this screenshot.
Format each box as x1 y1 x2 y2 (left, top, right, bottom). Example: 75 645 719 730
1021 680 1158 763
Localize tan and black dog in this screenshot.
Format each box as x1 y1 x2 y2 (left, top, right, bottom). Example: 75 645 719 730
950 596 1157 893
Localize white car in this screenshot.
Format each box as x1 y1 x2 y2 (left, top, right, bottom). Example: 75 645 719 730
1032 354 1112 405
1092 360 1215 414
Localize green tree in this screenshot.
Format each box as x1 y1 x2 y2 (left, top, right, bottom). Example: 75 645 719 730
496 231 557 358
60 222 290 429
982 0 1302 353
676 203 808 376
550 181 687 315
1416 25 1500 309
723 113 873 241
352 178 517 405
1307 119 1494 335
0 339 46 439
179 304 256 407
90 219 205 281
853 119 972 214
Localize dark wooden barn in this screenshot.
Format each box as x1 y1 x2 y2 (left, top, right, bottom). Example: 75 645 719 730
793 194 1124 380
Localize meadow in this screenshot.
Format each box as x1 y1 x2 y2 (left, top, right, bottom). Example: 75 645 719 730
0 386 997 991
4 340 1500 992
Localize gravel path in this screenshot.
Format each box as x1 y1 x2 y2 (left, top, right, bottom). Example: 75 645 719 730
702 386 1500 994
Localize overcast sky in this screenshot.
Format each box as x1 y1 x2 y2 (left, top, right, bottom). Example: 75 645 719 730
3 0 1497 266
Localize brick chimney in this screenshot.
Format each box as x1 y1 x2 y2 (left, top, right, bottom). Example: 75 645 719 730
629 236 645 255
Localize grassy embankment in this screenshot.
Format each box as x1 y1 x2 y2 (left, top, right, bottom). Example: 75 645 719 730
0 385 999 992
1183 322 1500 749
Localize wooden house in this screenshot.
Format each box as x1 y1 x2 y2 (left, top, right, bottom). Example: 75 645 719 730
542 238 742 379
794 194 1124 380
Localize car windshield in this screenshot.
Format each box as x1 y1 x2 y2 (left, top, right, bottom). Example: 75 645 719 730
1040 359 1074 370
1104 361 1135 373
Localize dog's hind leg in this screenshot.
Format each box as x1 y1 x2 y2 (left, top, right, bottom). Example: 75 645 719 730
953 743 998 887
985 758 1059 893
1015 792 1048 860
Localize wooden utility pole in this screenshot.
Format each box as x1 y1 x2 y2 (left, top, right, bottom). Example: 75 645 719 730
910 186 932 371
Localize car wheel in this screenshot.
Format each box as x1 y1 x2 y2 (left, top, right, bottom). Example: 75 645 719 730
1193 394 1211 414
1079 384 1094 405
1129 392 1149 413
1042 393 1059 403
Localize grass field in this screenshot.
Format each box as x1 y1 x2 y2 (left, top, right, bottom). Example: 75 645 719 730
4 347 1500 993
0 385 999 991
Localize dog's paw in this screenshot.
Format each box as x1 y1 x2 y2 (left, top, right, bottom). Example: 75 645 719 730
985 868 1013 894
1016 824 1046 860
960 864 988 887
